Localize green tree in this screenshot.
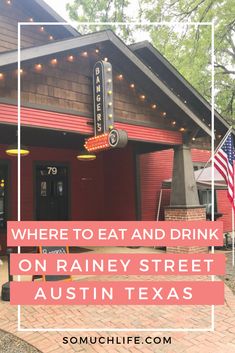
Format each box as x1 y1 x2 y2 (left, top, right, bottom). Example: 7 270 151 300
66 0 134 39
143 0 235 122
66 0 235 122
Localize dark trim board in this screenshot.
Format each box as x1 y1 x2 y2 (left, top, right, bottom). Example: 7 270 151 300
130 41 231 134
0 32 110 67
22 0 79 38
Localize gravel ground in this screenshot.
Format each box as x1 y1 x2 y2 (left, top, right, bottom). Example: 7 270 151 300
0 330 42 353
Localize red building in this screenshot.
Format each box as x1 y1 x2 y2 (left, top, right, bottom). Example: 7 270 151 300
0 0 231 255
140 149 231 230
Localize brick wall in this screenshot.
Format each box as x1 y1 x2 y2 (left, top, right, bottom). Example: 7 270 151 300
165 207 208 253
164 207 206 221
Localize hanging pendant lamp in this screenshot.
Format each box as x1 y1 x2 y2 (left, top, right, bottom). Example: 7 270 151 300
76 149 96 161
5 144 30 157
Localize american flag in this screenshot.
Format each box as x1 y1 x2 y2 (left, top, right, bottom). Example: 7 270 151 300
214 133 235 206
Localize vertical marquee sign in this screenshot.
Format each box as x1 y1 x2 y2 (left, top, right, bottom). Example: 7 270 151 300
85 60 128 153
93 60 114 135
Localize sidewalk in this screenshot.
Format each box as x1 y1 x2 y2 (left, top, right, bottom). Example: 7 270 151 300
0 248 235 353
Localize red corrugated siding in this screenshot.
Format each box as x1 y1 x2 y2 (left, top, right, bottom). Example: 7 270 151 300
103 145 136 220
217 190 232 232
0 104 92 134
191 149 211 163
0 143 136 254
140 148 231 231
116 122 182 144
140 150 173 221
0 103 182 145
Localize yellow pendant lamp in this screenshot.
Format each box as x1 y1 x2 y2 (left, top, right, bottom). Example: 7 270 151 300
76 150 96 161
5 144 30 157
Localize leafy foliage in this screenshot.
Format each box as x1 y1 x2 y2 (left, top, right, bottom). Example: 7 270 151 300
66 0 134 39
66 0 235 122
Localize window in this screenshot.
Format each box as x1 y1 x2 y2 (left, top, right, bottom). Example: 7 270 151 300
198 189 217 214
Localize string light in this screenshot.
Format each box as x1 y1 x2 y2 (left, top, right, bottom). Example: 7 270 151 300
39 26 44 32
6 0 12 5
172 121 176 125
184 100 187 104
179 127 186 132
95 48 100 53
67 55 74 62
192 137 196 141
2 46 168 126
50 58 58 65
49 35 54 40
29 17 34 22
108 114 113 119
35 64 43 71
15 69 24 75
85 133 110 152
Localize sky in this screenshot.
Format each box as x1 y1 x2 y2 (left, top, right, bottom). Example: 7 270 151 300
44 0 70 21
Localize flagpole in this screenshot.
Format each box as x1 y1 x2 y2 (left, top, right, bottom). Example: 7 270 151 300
232 207 234 266
233 167 235 267
196 126 233 181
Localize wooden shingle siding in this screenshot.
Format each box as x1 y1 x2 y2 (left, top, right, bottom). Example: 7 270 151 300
0 57 178 131
0 0 53 52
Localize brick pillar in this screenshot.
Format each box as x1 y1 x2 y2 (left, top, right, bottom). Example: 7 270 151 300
165 206 208 253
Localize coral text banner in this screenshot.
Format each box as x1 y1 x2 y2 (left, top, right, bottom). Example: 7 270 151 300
10 253 225 276
7 221 223 247
10 281 224 305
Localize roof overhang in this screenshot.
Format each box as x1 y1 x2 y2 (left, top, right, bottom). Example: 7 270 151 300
130 41 231 137
0 30 213 137
162 166 227 190
22 0 79 38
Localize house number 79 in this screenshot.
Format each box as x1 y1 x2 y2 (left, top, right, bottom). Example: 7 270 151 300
47 167 58 175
